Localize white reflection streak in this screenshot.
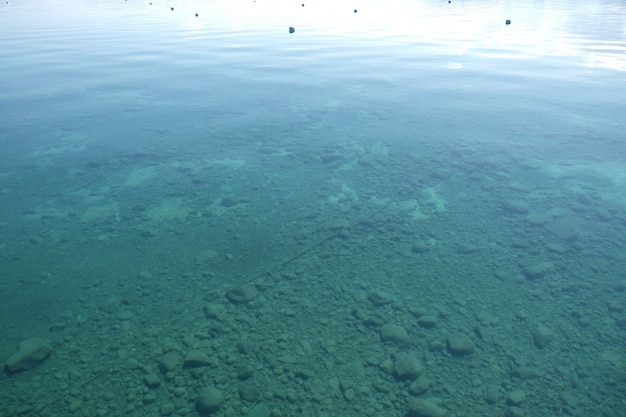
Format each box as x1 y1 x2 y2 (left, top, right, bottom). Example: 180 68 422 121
172 0 625 70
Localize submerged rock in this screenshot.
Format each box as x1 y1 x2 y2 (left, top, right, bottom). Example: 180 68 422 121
184 350 212 367
197 387 224 415
226 284 258 303
523 262 553 280
533 324 555 348
394 352 424 380
502 200 529 214
446 332 475 356
381 323 411 345
407 398 446 417
369 289 393 306
4 337 53 373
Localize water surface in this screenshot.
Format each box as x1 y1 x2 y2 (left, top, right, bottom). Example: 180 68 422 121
1 1 625 416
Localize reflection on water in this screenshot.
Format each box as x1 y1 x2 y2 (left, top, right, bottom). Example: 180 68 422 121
1 1 626 417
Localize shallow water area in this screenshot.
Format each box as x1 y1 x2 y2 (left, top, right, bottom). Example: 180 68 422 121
1 0 626 416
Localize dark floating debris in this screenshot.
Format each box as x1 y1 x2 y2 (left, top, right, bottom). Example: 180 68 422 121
302 3 305 6
170 7 174 11
354 9 357 13
289 26 295 34
195 13 199 17
505 19 511 25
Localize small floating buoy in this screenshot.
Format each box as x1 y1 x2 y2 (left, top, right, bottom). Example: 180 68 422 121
289 27 295 34
505 19 511 25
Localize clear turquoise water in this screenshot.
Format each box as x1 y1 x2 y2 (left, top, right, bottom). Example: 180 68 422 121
1 1 626 416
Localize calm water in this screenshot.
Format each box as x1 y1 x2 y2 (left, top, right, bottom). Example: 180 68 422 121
1 1 626 416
